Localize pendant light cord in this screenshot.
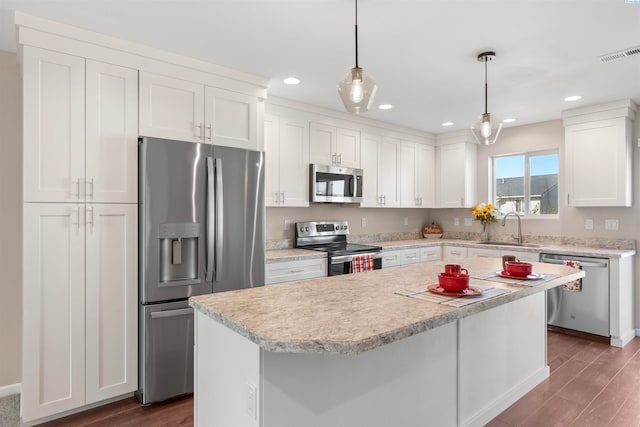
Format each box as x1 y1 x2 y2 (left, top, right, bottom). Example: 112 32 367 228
354 0 359 68
484 58 488 114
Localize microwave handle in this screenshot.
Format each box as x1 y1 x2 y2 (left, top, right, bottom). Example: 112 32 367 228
350 175 355 196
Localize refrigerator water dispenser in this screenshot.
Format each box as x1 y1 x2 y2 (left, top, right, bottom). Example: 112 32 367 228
158 223 200 285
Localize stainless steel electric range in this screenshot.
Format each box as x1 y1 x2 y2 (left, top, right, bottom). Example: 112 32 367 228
295 221 382 276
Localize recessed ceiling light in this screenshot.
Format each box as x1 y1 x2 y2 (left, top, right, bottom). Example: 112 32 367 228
564 95 582 102
378 104 393 110
502 118 516 123
283 77 301 85
441 121 454 127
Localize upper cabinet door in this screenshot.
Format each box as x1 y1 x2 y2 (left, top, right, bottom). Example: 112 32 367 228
437 142 476 208
139 71 204 143
86 61 138 203
335 128 361 168
204 87 259 150
416 144 435 208
23 47 85 203
360 133 380 207
264 114 280 206
309 122 336 166
278 117 310 207
379 137 401 207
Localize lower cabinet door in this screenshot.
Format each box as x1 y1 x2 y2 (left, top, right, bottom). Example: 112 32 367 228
85 204 138 403
22 203 86 422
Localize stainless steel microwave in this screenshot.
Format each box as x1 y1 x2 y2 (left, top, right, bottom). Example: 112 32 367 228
310 164 363 203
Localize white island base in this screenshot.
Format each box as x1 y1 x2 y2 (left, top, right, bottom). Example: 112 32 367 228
195 292 547 427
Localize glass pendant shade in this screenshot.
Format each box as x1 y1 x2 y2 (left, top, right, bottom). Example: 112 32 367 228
337 67 378 114
471 112 502 145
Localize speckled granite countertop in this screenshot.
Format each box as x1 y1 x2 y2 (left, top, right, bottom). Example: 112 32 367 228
190 257 583 355
266 239 635 263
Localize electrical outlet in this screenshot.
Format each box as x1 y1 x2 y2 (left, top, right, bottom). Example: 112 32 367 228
246 383 257 420
403 217 409 226
585 219 593 230
605 219 619 231
361 217 367 228
463 218 473 227
454 217 460 226
284 219 290 231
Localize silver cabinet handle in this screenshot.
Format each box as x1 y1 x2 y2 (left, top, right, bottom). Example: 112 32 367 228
72 178 81 201
206 157 214 282
195 122 203 139
71 206 81 231
206 124 212 141
460 197 464 207
86 206 94 229
383 195 386 205
331 153 337 165
281 192 285 204
150 307 194 319
338 153 342 164
274 192 279 204
86 178 94 200
215 158 224 282
287 269 305 274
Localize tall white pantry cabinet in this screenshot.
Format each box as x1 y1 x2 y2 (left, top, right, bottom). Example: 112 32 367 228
21 46 138 422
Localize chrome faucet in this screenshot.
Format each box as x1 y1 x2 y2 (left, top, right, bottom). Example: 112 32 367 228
502 212 522 244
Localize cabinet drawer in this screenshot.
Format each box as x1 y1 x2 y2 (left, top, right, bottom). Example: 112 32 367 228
382 251 403 268
467 247 501 258
402 249 421 265
266 258 327 285
443 246 468 262
420 246 442 262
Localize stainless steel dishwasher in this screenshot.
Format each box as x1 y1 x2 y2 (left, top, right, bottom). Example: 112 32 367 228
541 253 610 337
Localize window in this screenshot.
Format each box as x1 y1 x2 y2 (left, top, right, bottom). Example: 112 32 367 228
492 151 558 216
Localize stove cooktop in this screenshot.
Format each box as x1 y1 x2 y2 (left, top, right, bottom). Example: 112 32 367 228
307 243 382 256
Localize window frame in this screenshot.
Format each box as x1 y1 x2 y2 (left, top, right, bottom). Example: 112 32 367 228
490 149 559 218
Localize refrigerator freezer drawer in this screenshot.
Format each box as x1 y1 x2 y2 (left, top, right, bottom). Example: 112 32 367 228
139 300 194 404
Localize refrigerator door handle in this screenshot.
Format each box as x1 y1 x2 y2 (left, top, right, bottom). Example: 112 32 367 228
215 158 224 282
206 157 214 282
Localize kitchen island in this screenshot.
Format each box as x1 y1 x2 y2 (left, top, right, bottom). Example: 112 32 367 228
190 258 584 427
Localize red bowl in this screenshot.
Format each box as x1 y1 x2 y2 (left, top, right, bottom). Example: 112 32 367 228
505 261 533 277
438 273 470 292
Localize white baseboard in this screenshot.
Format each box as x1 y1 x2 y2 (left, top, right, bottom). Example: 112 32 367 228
611 330 636 348
0 383 21 399
462 366 550 427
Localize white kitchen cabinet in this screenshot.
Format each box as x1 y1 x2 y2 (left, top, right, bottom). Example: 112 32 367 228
402 248 421 265
140 71 260 150
504 250 539 262
309 122 361 168
436 142 477 208
360 134 401 207
401 141 435 208
382 250 403 268
562 100 636 207
23 48 138 204
443 246 468 262
266 258 327 285
264 114 310 207
420 246 442 262
22 203 138 421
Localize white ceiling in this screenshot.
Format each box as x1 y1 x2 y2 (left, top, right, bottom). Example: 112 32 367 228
1 0 639 134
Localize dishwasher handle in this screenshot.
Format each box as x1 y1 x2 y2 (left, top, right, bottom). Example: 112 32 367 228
540 255 607 268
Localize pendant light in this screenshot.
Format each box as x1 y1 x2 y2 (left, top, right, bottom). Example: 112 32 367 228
471 51 502 145
337 0 377 114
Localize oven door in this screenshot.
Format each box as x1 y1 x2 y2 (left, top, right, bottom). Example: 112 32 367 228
329 252 382 276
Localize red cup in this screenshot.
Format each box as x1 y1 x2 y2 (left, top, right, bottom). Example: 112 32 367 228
505 261 533 277
438 272 470 292
444 264 469 275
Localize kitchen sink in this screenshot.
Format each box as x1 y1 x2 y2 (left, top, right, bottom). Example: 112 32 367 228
477 241 541 248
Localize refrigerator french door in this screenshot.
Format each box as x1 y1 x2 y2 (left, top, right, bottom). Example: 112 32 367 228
138 137 265 404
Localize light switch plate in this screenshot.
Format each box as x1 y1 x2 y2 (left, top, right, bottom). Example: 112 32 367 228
585 219 593 230
403 217 409 226
284 219 290 231
361 217 367 228
605 219 619 231
454 217 460 226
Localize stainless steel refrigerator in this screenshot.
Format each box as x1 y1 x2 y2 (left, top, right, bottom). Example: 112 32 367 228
137 137 265 404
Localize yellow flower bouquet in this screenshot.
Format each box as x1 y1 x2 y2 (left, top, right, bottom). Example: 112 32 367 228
471 202 497 232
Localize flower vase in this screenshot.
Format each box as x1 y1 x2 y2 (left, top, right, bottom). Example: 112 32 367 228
480 223 489 241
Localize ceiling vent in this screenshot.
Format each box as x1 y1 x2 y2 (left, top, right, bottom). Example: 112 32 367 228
598 46 640 63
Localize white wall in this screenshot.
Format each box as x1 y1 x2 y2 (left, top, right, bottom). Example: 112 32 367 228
0 50 22 387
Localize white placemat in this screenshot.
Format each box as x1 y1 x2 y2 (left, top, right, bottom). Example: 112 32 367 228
471 271 560 287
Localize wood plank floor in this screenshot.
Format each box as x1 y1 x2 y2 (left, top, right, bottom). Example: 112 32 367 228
39 331 640 426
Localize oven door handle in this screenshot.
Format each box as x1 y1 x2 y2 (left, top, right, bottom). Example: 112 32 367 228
330 252 382 264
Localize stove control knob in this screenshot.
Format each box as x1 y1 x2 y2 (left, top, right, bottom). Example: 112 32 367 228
305 226 310 232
